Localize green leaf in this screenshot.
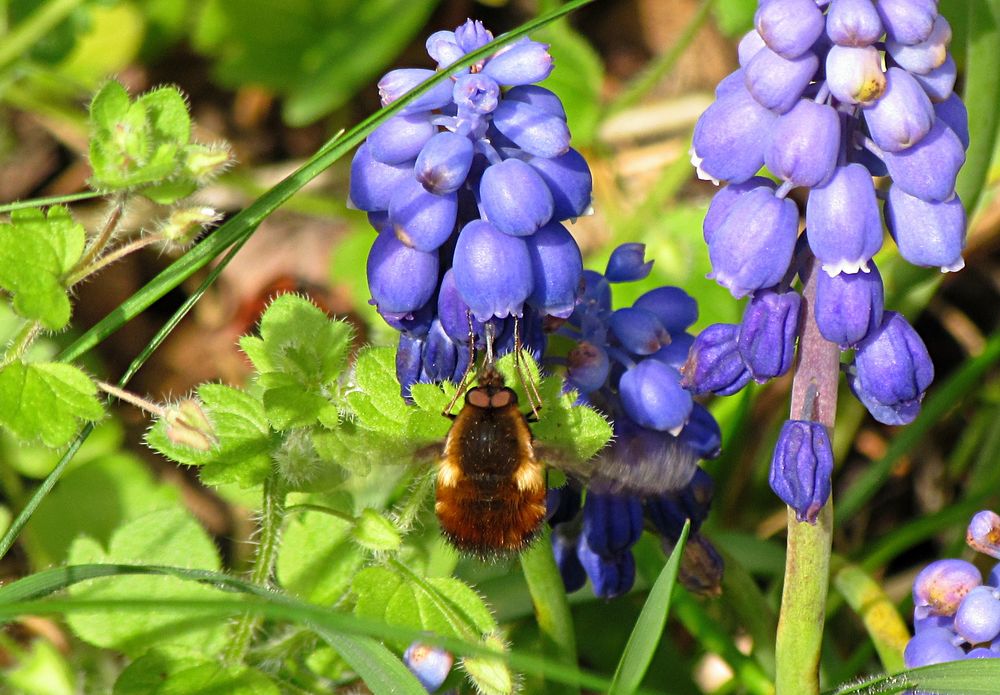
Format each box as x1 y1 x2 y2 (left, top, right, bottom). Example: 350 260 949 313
0 206 85 329
827 660 1000 695
277 508 364 604
609 521 690 694
192 0 437 126
462 632 514 695
352 508 402 552
28 452 181 565
146 383 274 487
0 361 102 447
114 652 280 695
65 508 227 657
1 636 75 695
713 0 757 36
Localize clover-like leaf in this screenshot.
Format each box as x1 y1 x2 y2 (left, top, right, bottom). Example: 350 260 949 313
146 383 273 487
0 206 85 329
66 507 227 657
0 361 102 447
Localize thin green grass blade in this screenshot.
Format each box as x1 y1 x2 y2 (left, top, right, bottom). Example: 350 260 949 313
836 326 1000 522
0 563 622 692
609 521 690 694
0 191 104 214
824 660 1000 695
831 563 908 673
312 631 428 695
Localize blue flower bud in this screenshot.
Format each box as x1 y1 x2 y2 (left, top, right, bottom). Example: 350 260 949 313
610 307 670 356
480 158 554 236
566 341 610 393
619 360 692 434
935 94 969 149
881 118 965 202
436 269 485 343
650 333 694 370
404 642 453 693
967 511 1000 560
525 221 583 318
885 185 966 271
367 231 439 315
826 0 883 47
679 403 722 460
691 85 776 184
453 220 533 320
745 46 818 114
419 320 458 383
547 483 582 526
738 31 765 66
715 69 747 98
348 144 413 211
825 45 886 105
582 492 643 557
805 163 884 274
452 73 500 116
368 114 436 165
379 297 436 337
914 559 982 616
454 18 493 53
765 100 840 188
552 528 587 592
703 176 776 244
527 148 592 221
482 38 553 86
904 628 965 668
887 15 951 74
876 0 938 45
426 30 464 69
815 263 884 348
677 533 726 597
414 131 474 195
863 67 934 152
505 85 567 120
634 286 698 334
913 55 957 102
396 332 423 399
579 269 612 314
577 537 636 599
388 176 457 252
847 311 934 425
681 323 751 396
378 68 454 113
645 467 714 540
755 0 825 59
738 288 801 383
492 100 570 159
708 186 799 297
605 243 653 283
769 420 834 523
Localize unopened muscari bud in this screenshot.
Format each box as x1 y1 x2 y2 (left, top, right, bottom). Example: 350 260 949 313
452 219 533 321
814 263 884 348
702 176 776 244
605 243 653 283
885 185 966 271
738 288 801 383
825 0 883 47
806 163 883 275
913 559 982 616
367 231 439 315
708 186 799 297
744 45 818 114
481 38 554 86
566 341 610 393
765 99 840 188
936 94 970 149
738 30 766 66
577 536 636 599
552 527 586 592
825 45 885 105
880 118 966 203
610 307 670 356
768 420 833 523
527 148 592 220
968 511 1000 560
415 131 474 195
582 492 643 558
368 114 436 165
504 85 566 119
634 286 698 335
619 359 692 434
491 99 570 159
914 56 957 103
904 627 965 668
349 143 412 212
480 158 554 236
681 323 751 396
863 67 934 153
404 642 453 693
524 221 583 318
954 586 1000 644
378 68 453 112
887 15 951 75
691 85 776 184
847 311 934 425
388 176 457 252
754 0 825 59
876 0 938 45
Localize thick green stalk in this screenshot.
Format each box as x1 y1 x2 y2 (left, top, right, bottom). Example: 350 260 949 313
775 256 839 694
519 529 579 695
224 473 287 664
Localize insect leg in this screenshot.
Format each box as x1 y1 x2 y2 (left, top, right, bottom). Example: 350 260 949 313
443 310 479 416
513 314 542 419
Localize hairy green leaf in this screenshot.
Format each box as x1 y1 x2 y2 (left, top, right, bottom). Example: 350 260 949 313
65 508 227 657
0 206 85 329
115 652 279 695
0 361 102 447
278 508 364 604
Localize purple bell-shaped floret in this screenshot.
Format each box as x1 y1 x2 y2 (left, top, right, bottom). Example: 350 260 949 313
885 185 966 271
737 288 802 383
768 420 834 523
814 263 884 348
524 221 583 319
691 85 776 184
825 0 883 47
754 0 825 59
388 176 457 252
480 158 554 236
863 67 935 153
619 359 693 434
805 163 884 275
491 99 570 159
452 220 533 321
415 131 474 195
765 100 840 188
880 118 965 203
367 231 439 315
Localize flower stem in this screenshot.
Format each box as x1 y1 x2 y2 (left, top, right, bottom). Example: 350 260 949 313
0 320 41 368
65 235 161 286
224 473 286 664
775 255 839 695
519 528 579 695
70 195 126 281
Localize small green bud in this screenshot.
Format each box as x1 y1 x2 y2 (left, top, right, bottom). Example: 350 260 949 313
159 206 220 245
274 430 322 487
351 508 402 552
461 632 514 695
163 398 216 451
184 143 233 182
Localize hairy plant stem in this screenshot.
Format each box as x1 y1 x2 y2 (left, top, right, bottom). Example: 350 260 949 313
519 529 579 695
224 473 287 664
0 320 41 368
95 380 165 417
66 235 161 286
775 255 839 695
70 194 126 280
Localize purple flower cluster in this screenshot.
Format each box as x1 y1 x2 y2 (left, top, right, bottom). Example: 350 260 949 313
688 0 963 518
905 511 1000 668
353 19 592 388
546 247 723 598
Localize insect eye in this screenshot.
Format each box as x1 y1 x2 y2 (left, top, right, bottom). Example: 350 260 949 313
489 390 514 408
467 389 491 408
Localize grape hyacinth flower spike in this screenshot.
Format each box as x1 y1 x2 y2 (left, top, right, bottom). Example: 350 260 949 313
351 18 592 390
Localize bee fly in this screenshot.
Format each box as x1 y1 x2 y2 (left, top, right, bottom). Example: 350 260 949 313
435 317 547 558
